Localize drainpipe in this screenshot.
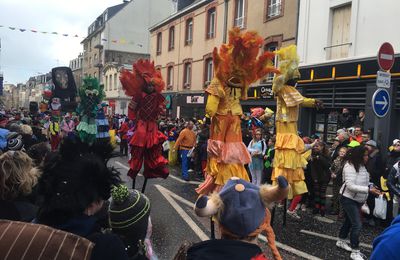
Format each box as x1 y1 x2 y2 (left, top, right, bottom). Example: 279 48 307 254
223 0 229 43
295 0 300 45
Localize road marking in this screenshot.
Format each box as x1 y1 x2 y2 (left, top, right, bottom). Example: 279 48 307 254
114 161 143 177
114 161 201 185
300 230 372 249
168 174 202 185
259 235 322 260
154 184 209 241
155 185 322 259
314 216 335 224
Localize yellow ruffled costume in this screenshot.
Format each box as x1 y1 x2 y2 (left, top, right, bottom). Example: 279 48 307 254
196 28 278 195
271 45 317 199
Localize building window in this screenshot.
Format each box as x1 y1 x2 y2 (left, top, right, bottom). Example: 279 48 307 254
185 18 193 45
204 58 213 87
89 57 92 67
94 72 97 79
329 4 352 60
263 42 279 81
156 32 162 55
267 0 282 19
206 8 216 39
114 73 117 90
167 66 174 89
169 27 175 51
234 0 245 28
183 62 192 88
105 75 108 91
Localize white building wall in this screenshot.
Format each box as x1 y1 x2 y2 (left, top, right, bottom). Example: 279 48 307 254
297 0 400 66
103 0 175 54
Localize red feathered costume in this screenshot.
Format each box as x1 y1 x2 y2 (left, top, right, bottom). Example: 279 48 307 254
120 59 169 180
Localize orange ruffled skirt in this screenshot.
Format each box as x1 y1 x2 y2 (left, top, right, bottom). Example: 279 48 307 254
196 114 250 195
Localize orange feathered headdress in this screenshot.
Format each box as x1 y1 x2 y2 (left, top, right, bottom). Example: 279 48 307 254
213 28 280 99
119 59 165 96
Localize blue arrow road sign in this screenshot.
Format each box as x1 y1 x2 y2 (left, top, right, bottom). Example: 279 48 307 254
372 88 390 118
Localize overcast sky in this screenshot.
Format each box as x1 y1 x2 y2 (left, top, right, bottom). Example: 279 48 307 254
0 0 124 84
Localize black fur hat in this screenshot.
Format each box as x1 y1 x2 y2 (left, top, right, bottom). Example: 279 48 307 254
37 138 121 226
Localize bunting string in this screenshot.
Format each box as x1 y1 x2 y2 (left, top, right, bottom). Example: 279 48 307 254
0 24 142 46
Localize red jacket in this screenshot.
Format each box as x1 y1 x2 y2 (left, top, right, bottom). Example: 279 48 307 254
118 122 129 140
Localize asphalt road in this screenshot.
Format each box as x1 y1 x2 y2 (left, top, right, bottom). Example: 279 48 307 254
109 156 384 260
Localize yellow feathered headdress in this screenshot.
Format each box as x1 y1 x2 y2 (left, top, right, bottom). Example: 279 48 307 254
272 45 300 93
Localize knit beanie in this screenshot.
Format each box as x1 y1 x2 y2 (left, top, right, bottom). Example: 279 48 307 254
109 185 151 258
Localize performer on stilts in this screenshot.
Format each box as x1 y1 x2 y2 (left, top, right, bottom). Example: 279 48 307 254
120 59 169 192
196 28 279 195
270 45 323 215
76 77 105 145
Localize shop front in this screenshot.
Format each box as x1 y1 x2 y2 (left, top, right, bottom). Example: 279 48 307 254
298 55 400 147
241 84 277 114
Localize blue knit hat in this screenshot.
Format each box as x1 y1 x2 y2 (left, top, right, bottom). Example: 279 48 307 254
194 176 288 237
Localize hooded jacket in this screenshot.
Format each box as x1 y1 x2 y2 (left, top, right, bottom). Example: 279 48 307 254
388 162 400 197
371 215 400 259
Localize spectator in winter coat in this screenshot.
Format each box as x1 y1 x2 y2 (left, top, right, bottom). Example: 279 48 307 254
388 161 400 218
330 146 347 216
385 139 400 178
0 151 40 222
309 141 331 216
36 139 128 260
336 146 381 260
338 108 354 129
365 140 384 226
118 118 129 156
332 129 350 160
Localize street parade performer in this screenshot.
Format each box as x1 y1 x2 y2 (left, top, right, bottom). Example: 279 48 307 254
174 176 289 260
120 59 169 189
196 28 279 195
271 45 323 205
76 77 106 145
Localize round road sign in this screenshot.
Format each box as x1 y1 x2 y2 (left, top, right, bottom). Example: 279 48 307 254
377 42 395 71
372 88 390 118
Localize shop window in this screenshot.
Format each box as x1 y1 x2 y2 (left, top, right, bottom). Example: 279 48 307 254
169 27 175 51
185 18 193 45
167 66 174 89
328 4 352 60
183 62 192 88
204 58 213 87
114 73 117 90
206 8 216 39
156 32 162 55
267 0 282 19
234 0 246 28
262 42 279 82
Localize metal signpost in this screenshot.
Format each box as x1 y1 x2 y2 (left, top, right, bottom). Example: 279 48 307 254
373 42 395 142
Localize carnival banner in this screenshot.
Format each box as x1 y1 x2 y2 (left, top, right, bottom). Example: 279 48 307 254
0 25 141 46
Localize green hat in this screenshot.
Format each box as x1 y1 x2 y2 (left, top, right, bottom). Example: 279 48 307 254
109 185 151 258
348 140 360 148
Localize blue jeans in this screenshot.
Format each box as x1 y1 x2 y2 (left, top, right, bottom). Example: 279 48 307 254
339 196 362 249
180 150 189 180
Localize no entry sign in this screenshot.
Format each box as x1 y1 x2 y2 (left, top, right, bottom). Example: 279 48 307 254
377 42 395 71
